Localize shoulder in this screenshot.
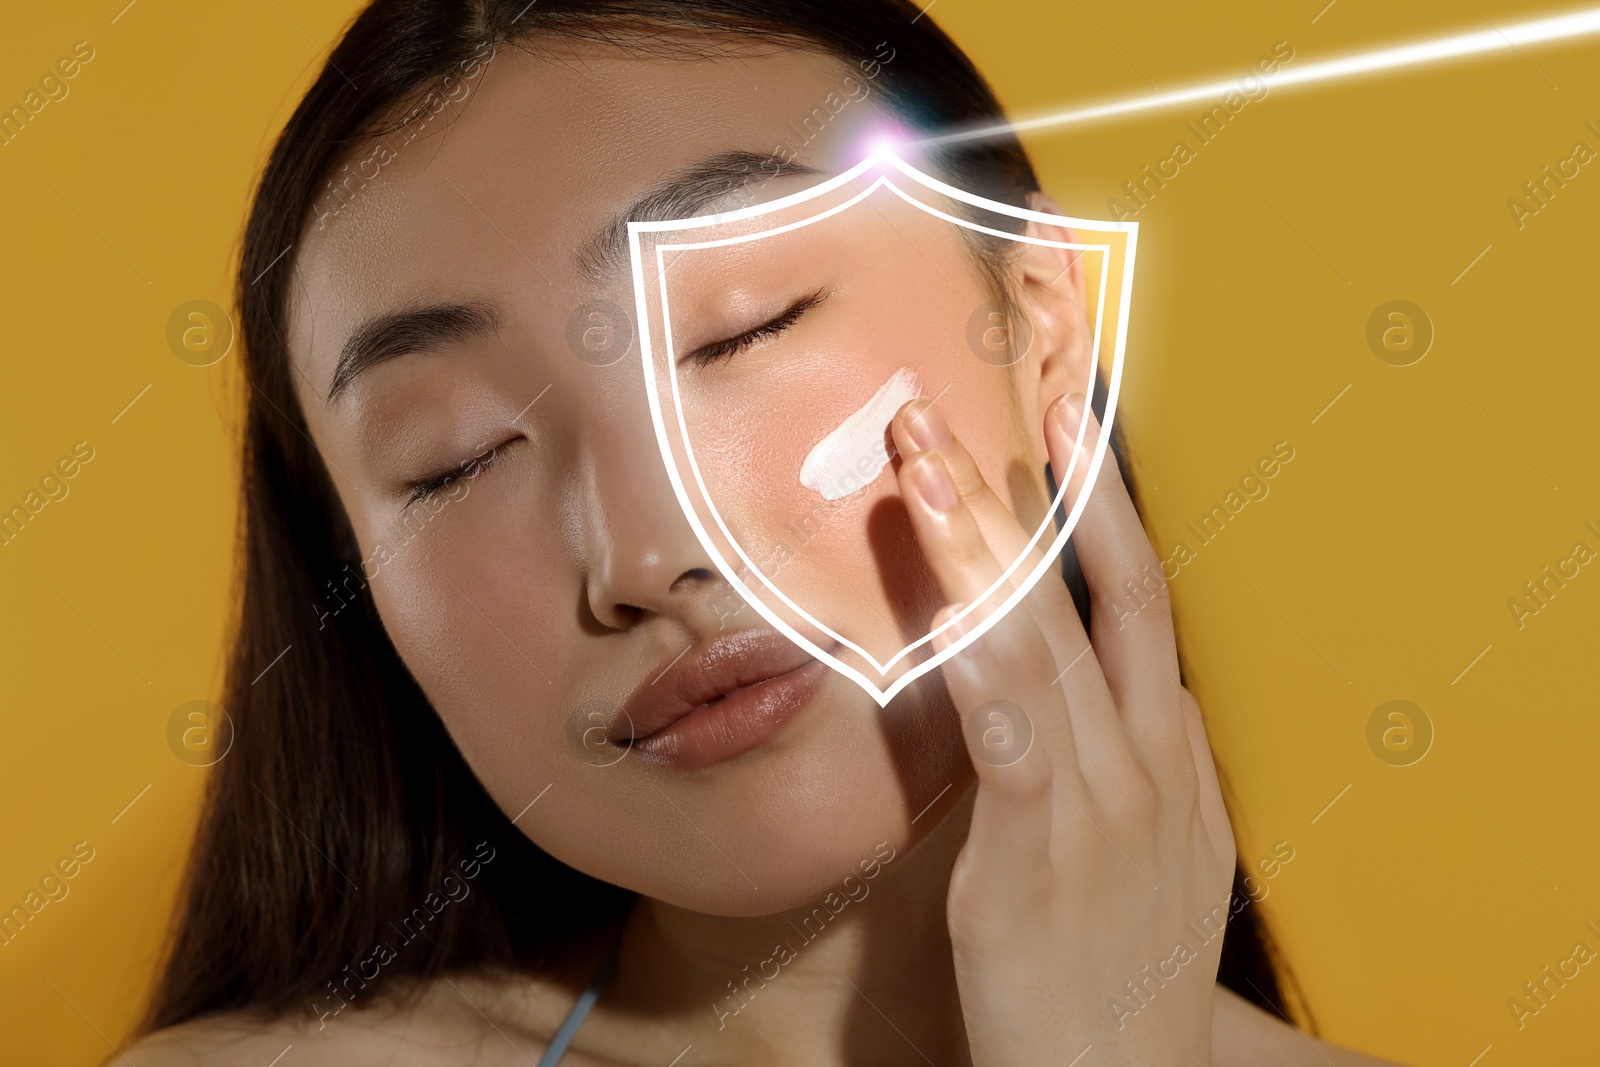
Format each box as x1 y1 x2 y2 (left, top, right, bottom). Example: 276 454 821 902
121 970 594 1067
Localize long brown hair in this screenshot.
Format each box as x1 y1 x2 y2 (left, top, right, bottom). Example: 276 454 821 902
143 0 1300 1035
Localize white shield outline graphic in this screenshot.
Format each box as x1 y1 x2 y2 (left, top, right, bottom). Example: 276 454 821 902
627 148 1138 707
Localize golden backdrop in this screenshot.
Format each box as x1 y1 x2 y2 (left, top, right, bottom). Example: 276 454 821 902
1 1 1595 1063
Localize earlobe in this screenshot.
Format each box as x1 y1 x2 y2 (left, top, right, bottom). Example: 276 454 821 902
1018 192 1094 417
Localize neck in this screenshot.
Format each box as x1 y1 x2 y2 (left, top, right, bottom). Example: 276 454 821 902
608 784 977 1067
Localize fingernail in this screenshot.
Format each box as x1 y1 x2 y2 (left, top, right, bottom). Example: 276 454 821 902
1053 392 1087 437
907 399 952 452
912 454 959 512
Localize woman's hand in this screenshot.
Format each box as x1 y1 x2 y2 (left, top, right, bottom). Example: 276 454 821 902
891 392 1236 1066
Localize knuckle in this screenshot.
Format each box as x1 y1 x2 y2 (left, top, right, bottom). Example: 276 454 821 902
1115 764 1161 816
1097 558 1171 629
993 754 1054 805
964 695 1044 775
948 447 988 497
944 524 989 568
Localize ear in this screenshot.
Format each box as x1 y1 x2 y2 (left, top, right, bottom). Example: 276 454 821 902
1014 192 1093 425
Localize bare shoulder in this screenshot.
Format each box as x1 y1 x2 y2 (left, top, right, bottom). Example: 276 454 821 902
1213 986 1410 1067
121 969 611 1067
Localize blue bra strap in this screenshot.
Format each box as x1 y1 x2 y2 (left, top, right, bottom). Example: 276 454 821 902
536 937 621 1067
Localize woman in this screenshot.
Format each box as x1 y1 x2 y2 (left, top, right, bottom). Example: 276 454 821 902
130 1 1401 1063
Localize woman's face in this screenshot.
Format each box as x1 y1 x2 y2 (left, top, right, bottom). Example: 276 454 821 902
288 40 1086 914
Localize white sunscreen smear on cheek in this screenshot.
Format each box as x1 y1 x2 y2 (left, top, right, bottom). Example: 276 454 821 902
799 367 922 502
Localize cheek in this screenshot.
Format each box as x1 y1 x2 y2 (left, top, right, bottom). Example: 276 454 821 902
360 509 575 755
690 411 818 541
951 372 1049 526
683 356 909 591
680 323 1039 645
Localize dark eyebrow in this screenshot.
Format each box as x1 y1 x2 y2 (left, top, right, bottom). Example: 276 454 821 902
578 150 823 280
327 301 500 405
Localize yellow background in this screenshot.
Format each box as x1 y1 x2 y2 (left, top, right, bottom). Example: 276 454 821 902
2 1 1596 1063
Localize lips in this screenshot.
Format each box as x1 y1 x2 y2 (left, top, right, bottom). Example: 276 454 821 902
615 628 828 769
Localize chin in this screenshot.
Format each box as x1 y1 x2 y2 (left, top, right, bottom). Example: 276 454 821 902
555 677 969 917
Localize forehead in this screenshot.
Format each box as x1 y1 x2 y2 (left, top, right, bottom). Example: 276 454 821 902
287 43 872 397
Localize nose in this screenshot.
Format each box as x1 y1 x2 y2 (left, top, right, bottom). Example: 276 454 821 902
577 407 725 632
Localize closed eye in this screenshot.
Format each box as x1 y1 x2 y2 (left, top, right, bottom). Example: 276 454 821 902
680 287 829 366
402 438 516 509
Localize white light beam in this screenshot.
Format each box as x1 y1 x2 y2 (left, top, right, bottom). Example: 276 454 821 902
916 6 1600 147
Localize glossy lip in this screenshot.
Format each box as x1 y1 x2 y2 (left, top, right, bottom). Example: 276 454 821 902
615 628 829 769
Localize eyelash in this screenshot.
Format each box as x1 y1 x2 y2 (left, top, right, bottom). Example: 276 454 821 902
403 440 512 509
685 287 828 366
399 291 826 503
